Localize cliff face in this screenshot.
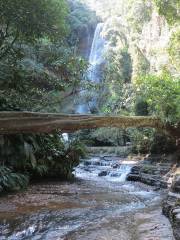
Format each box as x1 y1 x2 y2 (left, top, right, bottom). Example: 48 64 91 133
78 26 95 59
67 0 97 59
100 1 176 80
77 0 179 78
128 9 172 81
135 10 171 73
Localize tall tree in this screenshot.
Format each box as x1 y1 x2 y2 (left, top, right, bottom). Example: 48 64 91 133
0 0 68 60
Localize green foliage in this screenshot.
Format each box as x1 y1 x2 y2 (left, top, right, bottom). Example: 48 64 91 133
0 42 88 111
128 128 155 154
0 133 87 193
68 0 97 45
127 0 152 33
168 28 180 71
0 166 28 193
132 46 150 79
135 72 180 123
0 0 68 59
75 128 129 146
153 0 180 25
105 48 132 83
99 47 133 114
0 0 91 194
32 134 86 179
101 83 134 115
135 98 149 116
0 0 89 113
90 128 129 146
128 128 177 154
150 133 177 154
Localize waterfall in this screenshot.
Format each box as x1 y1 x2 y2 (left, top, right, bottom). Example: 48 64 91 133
77 23 106 114
88 23 106 83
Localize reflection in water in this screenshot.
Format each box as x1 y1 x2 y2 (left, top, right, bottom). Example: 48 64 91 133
0 157 174 240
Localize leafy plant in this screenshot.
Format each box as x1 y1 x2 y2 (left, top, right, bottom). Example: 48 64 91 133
0 132 87 193
168 28 180 71
0 0 68 60
0 166 28 193
153 0 180 25
128 128 155 154
135 71 180 123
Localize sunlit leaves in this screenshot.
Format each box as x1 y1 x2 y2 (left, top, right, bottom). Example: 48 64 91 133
135 72 180 123
168 27 180 70
0 41 88 111
0 0 68 42
153 0 180 25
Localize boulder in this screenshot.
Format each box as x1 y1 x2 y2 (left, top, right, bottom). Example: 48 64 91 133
171 174 180 193
112 163 120 168
98 171 108 177
162 193 180 240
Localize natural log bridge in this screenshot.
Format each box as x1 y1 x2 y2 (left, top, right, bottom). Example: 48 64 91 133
0 112 179 138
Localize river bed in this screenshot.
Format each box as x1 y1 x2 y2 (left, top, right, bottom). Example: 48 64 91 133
0 156 175 240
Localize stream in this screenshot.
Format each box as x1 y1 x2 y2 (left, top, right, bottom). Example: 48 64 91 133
0 156 174 240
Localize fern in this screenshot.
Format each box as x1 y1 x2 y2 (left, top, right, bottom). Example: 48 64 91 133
0 166 29 193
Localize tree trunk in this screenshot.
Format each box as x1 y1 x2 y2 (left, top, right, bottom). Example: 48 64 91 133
0 111 179 138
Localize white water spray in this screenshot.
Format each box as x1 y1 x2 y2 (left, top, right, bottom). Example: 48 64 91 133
88 23 106 83
77 23 106 114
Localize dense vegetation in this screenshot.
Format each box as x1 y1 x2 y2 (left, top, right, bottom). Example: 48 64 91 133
77 0 179 152
0 0 88 193
0 0 179 192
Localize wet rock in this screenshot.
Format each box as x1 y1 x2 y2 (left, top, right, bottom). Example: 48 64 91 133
84 167 92 172
98 171 108 177
127 168 168 188
84 161 92 166
162 192 180 240
127 173 141 182
135 209 174 240
112 163 120 168
127 154 174 189
110 173 120 177
131 165 141 174
84 160 100 166
171 174 180 193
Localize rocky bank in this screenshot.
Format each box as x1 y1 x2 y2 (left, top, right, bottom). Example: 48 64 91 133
127 152 180 240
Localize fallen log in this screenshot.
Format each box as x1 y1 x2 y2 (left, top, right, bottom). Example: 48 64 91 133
0 111 179 138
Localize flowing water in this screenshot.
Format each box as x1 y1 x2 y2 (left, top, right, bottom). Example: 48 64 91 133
88 23 106 83
0 156 174 240
0 23 174 240
77 23 106 114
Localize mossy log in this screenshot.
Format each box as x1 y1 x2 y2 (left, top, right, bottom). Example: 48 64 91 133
0 111 179 138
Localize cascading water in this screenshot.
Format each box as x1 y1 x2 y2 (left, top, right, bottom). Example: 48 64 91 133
62 133 69 142
75 156 133 182
67 23 106 140
75 24 132 182
88 22 106 83
0 16 175 240
77 23 106 114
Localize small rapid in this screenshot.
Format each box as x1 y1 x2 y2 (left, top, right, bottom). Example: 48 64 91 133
0 155 174 240
75 156 132 182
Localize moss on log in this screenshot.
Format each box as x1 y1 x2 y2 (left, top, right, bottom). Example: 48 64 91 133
0 111 179 138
